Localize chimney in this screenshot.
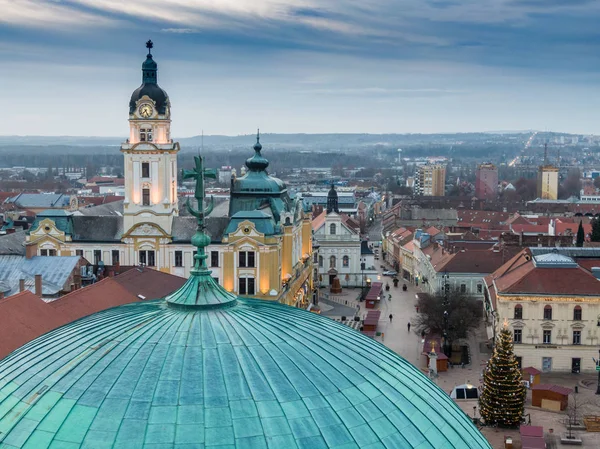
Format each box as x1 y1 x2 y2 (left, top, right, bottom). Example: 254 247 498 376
19 279 25 292
25 243 38 259
74 273 81 289
34 274 42 297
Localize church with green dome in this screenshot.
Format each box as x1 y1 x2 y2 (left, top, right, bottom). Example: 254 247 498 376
0 156 491 449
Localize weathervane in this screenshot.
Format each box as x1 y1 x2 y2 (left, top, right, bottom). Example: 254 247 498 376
182 156 217 271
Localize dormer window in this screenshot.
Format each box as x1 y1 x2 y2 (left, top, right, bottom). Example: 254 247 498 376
140 128 153 142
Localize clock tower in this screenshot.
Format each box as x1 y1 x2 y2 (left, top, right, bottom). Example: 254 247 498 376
122 41 179 235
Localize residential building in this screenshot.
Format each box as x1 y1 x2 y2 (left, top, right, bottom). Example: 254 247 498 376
415 164 446 196
537 165 559 200
485 247 600 373
20 43 314 307
4 193 78 214
475 163 498 201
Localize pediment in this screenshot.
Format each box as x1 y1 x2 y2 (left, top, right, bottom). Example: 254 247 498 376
511 320 526 329
124 222 169 238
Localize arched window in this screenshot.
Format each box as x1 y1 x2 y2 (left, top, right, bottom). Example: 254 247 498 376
573 305 582 321
514 304 522 319
330 255 336 268
543 305 552 320
343 255 349 267
330 224 336 235
318 255 323 268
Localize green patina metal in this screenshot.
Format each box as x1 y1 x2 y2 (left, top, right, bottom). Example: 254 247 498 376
228 132 294 224
0 153 492 448
165 155 237 308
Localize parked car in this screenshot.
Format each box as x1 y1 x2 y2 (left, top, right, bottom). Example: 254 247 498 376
382 270 397 276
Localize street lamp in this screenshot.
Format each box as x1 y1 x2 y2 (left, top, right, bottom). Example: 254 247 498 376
442 272 450 356
491 310 498 350
596 349 600 395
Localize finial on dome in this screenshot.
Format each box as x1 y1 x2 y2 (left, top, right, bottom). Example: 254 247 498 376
254 128 262 152
165 156 237 308
146 40 153 54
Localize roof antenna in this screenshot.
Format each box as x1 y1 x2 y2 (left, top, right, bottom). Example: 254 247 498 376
200 130 203 156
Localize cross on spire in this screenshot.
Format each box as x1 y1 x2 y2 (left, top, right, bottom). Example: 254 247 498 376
146 40 153 54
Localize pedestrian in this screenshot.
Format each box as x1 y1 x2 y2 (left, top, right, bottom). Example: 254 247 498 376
389 313 393 322
407 322 411 332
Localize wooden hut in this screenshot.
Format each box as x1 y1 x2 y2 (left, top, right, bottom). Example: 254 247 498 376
365 282 383 309
520 426 545 449
531 384 572 411
361 310 381 338
522 366 541 387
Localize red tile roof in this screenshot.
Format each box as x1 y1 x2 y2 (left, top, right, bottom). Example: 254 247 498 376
311 210 326 231
0 292 64 359
530 384 573 396
112 266 186 299
522 366 541 375
0 268 185 359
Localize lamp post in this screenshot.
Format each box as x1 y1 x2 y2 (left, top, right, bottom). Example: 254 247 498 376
596 349 600 395
491 310 498 350
442 272 450 356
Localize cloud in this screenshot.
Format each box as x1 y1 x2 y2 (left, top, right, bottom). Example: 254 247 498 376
161 28 198 34
299 87 467 98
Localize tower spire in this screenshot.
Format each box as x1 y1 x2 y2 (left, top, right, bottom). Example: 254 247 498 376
142 40 158 84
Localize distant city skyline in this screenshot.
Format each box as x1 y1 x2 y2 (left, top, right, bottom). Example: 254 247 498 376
2 1 600 137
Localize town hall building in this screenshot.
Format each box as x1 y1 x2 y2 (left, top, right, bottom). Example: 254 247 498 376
24 42 314 307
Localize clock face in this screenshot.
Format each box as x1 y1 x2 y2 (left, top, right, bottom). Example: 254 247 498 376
139 104 153 118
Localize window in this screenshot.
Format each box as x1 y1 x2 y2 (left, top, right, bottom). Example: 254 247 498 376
543 305 552 320
142 188 150 206
476 284 482 294
543 330 552 344
139 250 155 266
210 251 219 267
40 249 57 256
343 256 349 267
574 306 582 321
142 162 150 178
313 253 318 264
174 251 183 267
460 284 466 293
140 128 153 142
239 251 255 268
513 329 522 344
514 304 523 319
318 256 323 268
573 330 581 345
94 250 101 265
111 250 120 265
330 224 336 235
330 255 336 268
238 277 255 295
75 250 83 257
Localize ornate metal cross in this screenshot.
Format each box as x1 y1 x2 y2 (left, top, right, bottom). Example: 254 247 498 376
183 155 217 225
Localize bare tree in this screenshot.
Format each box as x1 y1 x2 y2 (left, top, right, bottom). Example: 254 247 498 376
412 291 482 342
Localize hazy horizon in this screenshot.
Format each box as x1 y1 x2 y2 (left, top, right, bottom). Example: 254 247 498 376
2 1 600 136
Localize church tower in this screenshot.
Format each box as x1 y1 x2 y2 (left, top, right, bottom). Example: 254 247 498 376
122 41 180 234
327 183 339 214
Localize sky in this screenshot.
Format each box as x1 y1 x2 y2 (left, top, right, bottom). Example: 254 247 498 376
2 0 600 137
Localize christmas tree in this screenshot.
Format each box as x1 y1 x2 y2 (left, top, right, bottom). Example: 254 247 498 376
479 321 526 427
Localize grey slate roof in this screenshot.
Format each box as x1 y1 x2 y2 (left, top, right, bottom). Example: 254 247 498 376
0 231 26 256
72 216 123 242
361 240 374 255
75 200 124 216
0 255 80 297
5 193 71 209
529 247 600 258
171 216 229 243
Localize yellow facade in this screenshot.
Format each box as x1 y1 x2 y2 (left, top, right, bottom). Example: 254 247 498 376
537 165 559 200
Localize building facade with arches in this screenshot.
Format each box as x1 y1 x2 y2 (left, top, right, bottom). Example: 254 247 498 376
485 247 600 373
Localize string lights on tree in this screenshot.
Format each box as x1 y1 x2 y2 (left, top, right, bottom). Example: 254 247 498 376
479 319 526 428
